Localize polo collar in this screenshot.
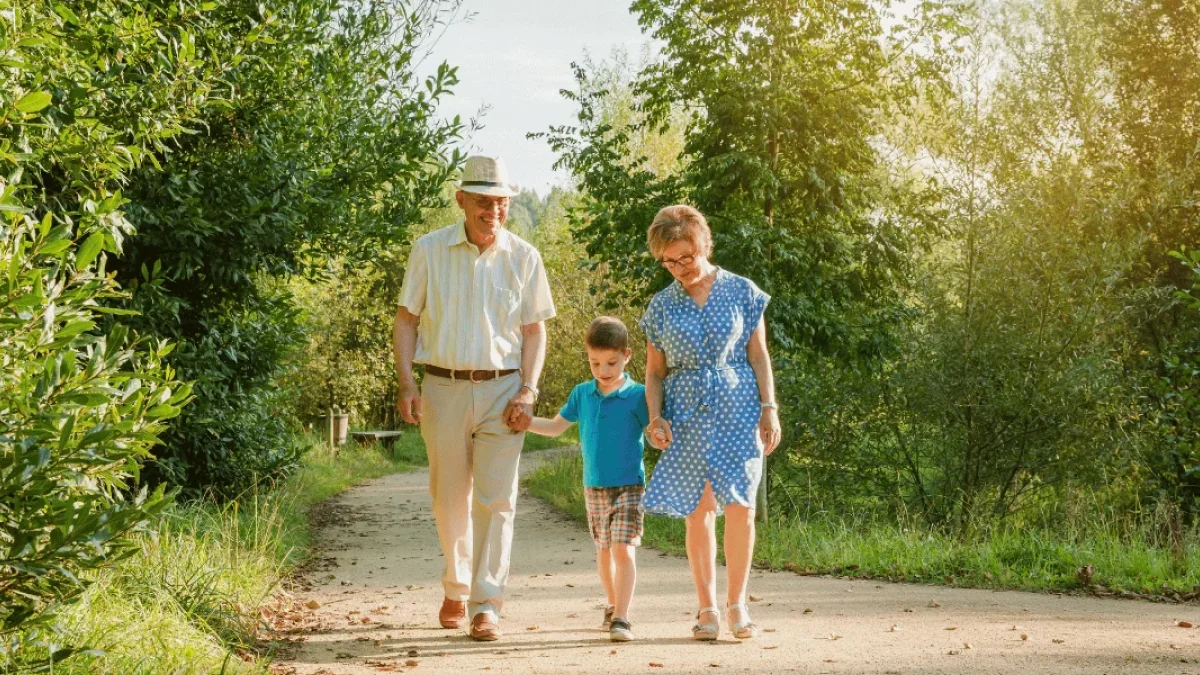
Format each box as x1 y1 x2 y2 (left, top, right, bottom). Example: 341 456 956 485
450 221 513 253
592 375 637 399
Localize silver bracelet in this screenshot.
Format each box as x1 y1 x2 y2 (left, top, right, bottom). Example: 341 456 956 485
760 401 778 409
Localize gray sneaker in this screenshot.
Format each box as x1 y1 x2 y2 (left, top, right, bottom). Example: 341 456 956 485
610 618 634 642
601 604 614 629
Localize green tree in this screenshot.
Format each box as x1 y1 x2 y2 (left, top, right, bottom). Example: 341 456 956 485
107 0 466 497
0 0 242 662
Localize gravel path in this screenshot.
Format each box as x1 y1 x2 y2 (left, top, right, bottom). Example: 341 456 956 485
270 452 1200 675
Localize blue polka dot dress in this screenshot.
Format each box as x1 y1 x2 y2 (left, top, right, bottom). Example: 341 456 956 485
639 268 771 517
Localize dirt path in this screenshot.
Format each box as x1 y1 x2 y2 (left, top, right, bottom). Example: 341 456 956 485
271 452 1200 675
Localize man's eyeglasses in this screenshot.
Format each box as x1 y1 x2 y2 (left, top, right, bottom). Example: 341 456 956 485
658 254 696 270
468 195 510 209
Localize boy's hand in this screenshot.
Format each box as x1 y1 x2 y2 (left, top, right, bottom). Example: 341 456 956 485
504 388 535 433
647 416 672 449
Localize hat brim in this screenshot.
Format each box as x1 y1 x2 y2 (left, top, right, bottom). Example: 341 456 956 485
458 183 519 198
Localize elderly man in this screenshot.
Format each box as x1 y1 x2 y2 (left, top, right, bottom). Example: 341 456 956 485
393 156 553 642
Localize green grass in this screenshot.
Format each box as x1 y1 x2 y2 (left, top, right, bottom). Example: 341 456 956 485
17 433 427 675
524 453 1200 598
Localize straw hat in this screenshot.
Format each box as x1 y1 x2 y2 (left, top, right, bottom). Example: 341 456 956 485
457 155 519 197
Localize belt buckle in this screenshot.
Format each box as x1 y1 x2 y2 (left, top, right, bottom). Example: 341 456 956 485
469 369 488 383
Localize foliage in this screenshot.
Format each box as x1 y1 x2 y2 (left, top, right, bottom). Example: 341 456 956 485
286 257 406 430
0 0 237 661
544 0 961 356
104 0 466 497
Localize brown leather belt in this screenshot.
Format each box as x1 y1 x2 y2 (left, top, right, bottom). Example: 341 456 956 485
424 365 518 383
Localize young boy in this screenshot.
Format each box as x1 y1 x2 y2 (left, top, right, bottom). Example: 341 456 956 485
527 316 649 642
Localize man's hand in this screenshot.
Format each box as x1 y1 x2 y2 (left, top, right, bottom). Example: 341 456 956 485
397 379 422 424
503 387 535 433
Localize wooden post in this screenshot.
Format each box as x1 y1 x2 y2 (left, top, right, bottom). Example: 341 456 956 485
328 407 335 452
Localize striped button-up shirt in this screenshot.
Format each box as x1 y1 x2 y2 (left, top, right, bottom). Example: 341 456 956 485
399 222 556 370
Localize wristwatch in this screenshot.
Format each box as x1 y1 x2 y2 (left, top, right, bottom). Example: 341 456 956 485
520 381 540 400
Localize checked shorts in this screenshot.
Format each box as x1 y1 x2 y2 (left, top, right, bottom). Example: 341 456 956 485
584 484 645 550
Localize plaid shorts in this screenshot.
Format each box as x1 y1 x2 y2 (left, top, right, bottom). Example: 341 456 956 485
584 484 645 550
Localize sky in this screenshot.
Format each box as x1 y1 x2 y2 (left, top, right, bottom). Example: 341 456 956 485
417 0 651 195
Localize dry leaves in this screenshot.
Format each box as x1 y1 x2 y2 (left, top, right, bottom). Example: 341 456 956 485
649 662 664 668
1177 620 1194 628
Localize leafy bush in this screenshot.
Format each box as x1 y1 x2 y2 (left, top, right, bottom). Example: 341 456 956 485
104 0 466 497
0 0 254 660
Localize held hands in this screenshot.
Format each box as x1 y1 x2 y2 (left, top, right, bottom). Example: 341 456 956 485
760 407 782 455
503 388 535 433
646 416 673 450
397 380 422 424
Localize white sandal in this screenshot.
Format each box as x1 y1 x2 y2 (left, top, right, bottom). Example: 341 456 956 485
727 602 760 639
692 606 720 641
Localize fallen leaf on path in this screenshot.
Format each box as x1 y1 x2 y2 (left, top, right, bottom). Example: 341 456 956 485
1170 644 1182 650
749 594 761 602
709 664 720 668
305 600 320 609
762 645 779 650
566 584 575 588
1177 621 1194 628
610 650 617 655
1020 634 1029 641
803 608 813 614
764 628 777 633
649 662 664 668
407 649 418 657
1052 639 1064 644
928 600 941 608
944 626 958 631
963 643 972 649
405 659 419 666
526 626 538 631
947 649 960 655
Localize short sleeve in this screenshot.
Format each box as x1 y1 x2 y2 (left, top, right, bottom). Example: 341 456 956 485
638 294 665 352
744 278 770 331
631 386 650 427
521 249 556 324
398 239 429 315
559 385 580 423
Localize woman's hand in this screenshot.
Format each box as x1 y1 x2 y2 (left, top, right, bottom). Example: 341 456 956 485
647 416 673 450
759 407 781 455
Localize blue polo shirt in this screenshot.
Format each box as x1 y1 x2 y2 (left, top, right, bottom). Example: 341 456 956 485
559 376 649 488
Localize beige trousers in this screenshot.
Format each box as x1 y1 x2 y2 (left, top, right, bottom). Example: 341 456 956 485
420 371 524 618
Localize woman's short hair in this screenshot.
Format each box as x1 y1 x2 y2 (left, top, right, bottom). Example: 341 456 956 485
585 316 629 352
647 204 713 258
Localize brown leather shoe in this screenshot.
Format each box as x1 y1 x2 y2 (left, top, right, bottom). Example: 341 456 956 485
439 598 466 629
469 612 501 641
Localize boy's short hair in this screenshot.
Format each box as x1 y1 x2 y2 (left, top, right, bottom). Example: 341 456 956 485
585 316 629 352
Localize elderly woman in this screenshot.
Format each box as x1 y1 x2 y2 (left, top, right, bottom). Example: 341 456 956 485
640 205 781 641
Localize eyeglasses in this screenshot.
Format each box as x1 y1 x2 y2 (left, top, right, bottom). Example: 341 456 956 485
468 195 510 209
658 253 696 270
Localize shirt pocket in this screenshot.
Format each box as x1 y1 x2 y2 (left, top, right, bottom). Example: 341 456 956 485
492 286 522 335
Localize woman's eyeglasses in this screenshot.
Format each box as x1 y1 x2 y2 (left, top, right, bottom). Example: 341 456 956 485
658 254 696 270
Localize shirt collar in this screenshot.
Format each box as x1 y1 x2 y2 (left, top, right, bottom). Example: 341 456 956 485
592 375 636 399
450 221 513 253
